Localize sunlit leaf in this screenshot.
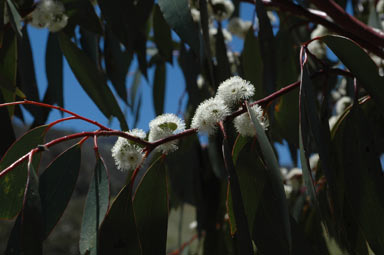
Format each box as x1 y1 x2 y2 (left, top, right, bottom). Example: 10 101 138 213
5 0 22 36
79 156 110 255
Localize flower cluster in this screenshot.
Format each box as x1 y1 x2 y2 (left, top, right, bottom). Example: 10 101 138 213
148 113 186 154
111 129 146 172
29 0 68 32
191 76 268 136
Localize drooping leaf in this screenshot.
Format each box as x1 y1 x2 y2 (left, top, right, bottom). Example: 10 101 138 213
39 143 82 239
99 185 141 255
79 28 100 67
0 125 47 219
104 28 132 102
133 156 168 255
153 60 166 116
18 26 41 119
0 92 15 159
58 32 128 130
153 4 173 63
322 35 384 115
246 102 291 252
129 69 142 111
79 156 110 255
5 0 22 37
241 28 263 100
32 32 64 127
214 24 231 83
158 0 200 55
254 0 276 95
337 103 384 253
6 165 43 255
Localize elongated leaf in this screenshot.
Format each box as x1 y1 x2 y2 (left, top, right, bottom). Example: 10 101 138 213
0 28 17 92
39 143 82 238
153 4 173 63
133 156 168 255
129 69 141 111
153 60 166 116
6 165 43 254
104 28 132 102
18 26 41 119
214 24 231 83
322 35 384 114
255 0 276 95
58 32 128 130
246 102 291 252
99 185 141 255
80 156 110 255
0 125 47 219
222 138 254 255
0 92 15 158
338 104 384 253
158 0 200 55
5 0 21 36
241 28 263 100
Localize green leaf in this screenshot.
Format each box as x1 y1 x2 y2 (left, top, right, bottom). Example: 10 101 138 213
5 0 22 37
58 32 128 130
0 28 17 95
241 28 263 100
245 102 291 252
104 28 132 102
255 0 276 95
153 4 173 63
0 125 47 219
79 28 99 67
61 0 103 34
18 26 41 119
79 156 110 255
214 24 231 83
299 64 333 204
130 69 142 111
337 103 384 253
0 92 16 158
228 138 267 237
133 156 168 255
6 165 43 254
153 60 166 116
158 0 200 55
99 185 141 255
39 143 82 239
322 35 384 115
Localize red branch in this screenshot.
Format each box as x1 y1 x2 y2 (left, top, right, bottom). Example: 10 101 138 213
0 100 112 131
167 233 199 255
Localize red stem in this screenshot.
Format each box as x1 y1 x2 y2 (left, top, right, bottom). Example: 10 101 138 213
0 100 113 131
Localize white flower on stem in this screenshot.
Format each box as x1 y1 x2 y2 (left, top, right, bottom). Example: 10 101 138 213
30 0 68 32
148 113 186 154
191 8 200 22
234 104 268 137
128 128 147 140
111 133 145 172
217 76 255 107
211 0 234 21
191 97 230 135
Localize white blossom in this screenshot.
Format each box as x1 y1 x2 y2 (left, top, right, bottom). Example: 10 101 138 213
111 134 144 172
191 8 200 22
211 0 234 21
148 113 186 154
216 76 255 107
233 104 268 137
308 25 328 59
191 97 230 135
29 0 68 32
309 153 319 170
377 0 384 14
128 128 147 140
